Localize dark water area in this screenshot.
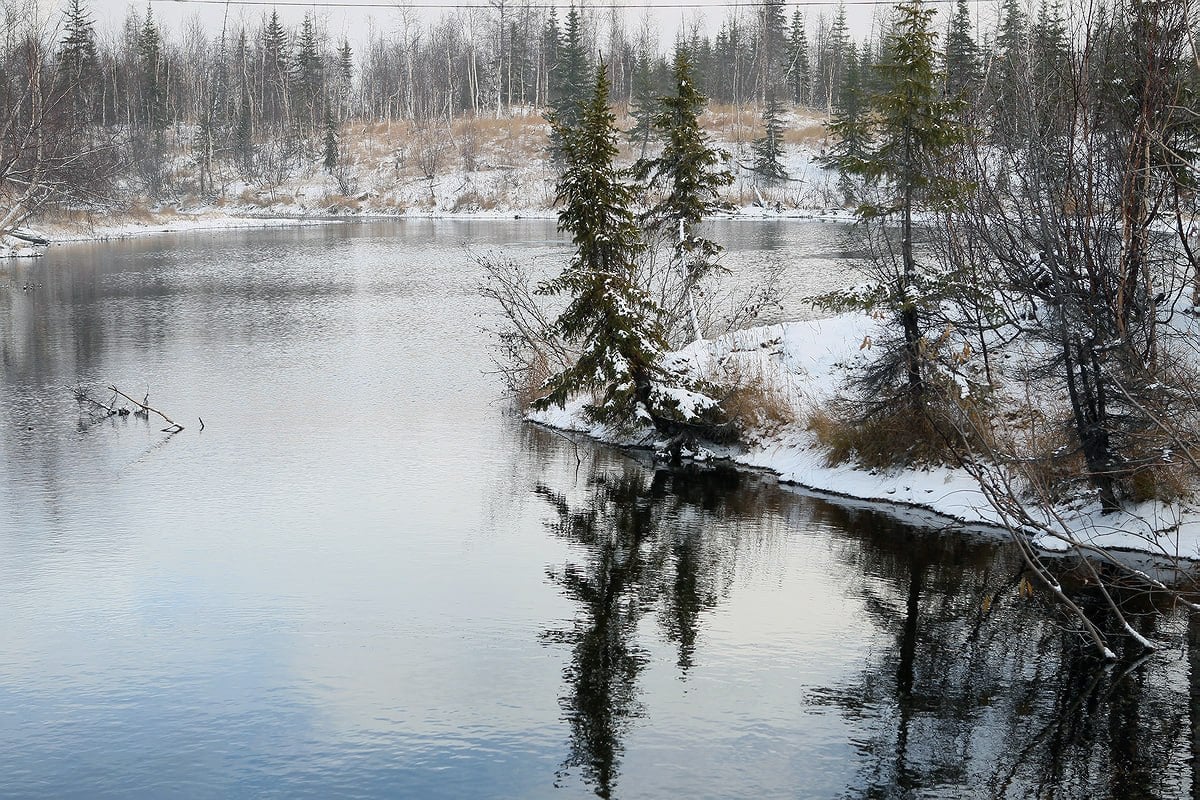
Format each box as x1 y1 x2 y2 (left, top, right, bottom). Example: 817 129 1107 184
0 219 1195 798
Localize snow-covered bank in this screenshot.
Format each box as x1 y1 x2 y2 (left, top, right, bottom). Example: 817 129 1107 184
530 314 1200 563
22 201 856 249
22 107 847 245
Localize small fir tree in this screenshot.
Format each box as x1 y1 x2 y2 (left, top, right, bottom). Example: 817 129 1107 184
632 47 734 341
751 92 788 183
822 0 968 404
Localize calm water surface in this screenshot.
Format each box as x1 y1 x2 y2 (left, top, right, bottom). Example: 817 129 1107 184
0 219 1196 798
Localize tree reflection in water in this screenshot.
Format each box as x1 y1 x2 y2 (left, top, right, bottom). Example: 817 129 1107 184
532 435 1197 799
536 451 755 798
812 504 1192 800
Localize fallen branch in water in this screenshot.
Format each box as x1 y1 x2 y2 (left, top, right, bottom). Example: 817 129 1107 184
71 384 120 416
107 386 184 433
70 384 186 433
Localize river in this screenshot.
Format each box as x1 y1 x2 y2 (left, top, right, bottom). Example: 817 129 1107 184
0 219 1195 799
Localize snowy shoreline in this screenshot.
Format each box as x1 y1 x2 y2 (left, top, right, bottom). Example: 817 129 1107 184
529 315 1200 565
11 202 857 252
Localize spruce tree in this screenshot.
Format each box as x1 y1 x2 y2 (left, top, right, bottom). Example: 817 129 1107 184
943 0 980 98
786 9 811 107
823 0 967 403
292 12 324 137
550 6 589 123
751 92 788 183
535 63 718 432
814 4 849 111
756 0 788 101
1029 0 1069 135
137 5 166 133
261 10 290 128
535 62 664 425
989 0 1029 139
57 0 100 122
626 44 658 159
827 40 867 204
633 47 734 341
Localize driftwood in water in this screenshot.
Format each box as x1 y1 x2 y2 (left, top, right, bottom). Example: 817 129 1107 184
106 386 184 433
70 384 185 433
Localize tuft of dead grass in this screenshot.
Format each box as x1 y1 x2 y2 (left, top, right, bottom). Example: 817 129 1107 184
714 358 798 439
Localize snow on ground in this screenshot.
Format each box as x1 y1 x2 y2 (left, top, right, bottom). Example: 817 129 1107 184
531 313 1200 562
25 108 849 245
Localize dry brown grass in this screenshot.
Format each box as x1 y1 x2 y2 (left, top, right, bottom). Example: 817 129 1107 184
807 385 997 471
785 120 828 147
320 194 362 213
452 190 497 212
715 359 798 439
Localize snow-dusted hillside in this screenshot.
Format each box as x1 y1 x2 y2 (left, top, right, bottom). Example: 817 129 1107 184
26 106 842 244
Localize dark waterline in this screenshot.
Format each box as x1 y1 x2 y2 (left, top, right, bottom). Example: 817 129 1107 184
0 219 1195 799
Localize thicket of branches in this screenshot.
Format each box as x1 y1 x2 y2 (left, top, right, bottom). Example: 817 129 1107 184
814 0 1200 658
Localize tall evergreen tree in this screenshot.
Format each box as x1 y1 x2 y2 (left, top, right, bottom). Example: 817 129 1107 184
57 0 100 122
260 10 290 127
989 0 1029 138
626 43 659 158
943 0 980 98
291 12 324 136
136 5 166 133
633 47 734 342
1029 0 1069 134
823 0 967 403
756 0 788 101
546 5 590 158
827 40 867 204
535 62 668 426
814 4 849 111
786 9 811 107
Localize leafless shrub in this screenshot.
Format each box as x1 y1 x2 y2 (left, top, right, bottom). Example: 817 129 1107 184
476 252 573 410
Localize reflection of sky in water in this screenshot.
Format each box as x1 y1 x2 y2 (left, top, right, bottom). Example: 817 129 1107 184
0 221 1195 799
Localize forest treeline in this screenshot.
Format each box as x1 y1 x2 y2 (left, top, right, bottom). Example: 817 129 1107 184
0 0 1166 220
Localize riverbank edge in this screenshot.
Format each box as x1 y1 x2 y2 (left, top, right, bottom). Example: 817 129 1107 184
7 203 857 252
527 315 1200 567
529 415 1198 573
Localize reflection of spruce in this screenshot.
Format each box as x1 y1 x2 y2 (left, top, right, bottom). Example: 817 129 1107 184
808 505 1179 799
539 473 652 799
536 459 751 796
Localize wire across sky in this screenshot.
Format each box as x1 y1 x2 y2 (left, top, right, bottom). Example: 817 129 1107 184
150 0 989 9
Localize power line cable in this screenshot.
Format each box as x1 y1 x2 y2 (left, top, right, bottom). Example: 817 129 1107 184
152 0 994 9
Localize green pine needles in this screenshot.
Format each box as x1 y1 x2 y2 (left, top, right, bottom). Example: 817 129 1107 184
534 63 723 434
821 0 969 403
535 63 667 426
